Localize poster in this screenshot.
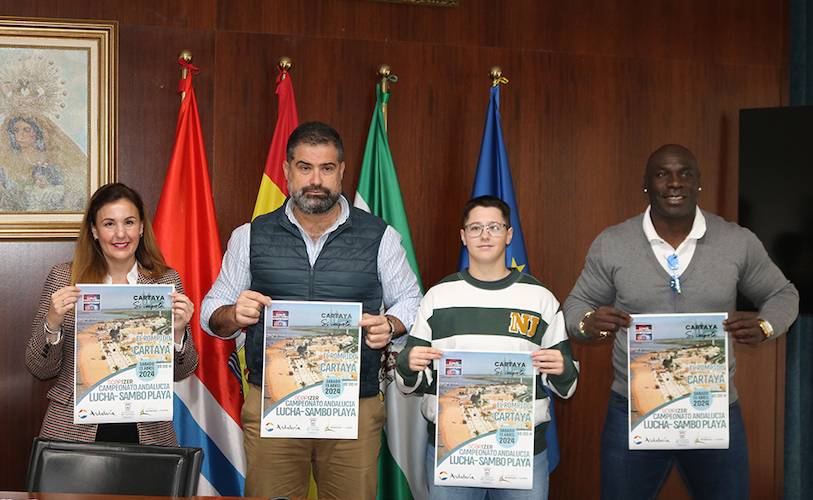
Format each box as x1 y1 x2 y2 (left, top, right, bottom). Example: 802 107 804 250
261 300 362 439
435 350 535 489
628 313 729 449
73 284 174 424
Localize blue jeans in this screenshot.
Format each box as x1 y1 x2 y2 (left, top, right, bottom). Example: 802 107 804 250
425 444 549 500
600 391 749 500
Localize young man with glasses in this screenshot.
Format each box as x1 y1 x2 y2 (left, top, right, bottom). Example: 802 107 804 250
563 144 799 499
396 195 579 500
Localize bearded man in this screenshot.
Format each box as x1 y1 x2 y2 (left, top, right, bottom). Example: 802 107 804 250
202 121 421 500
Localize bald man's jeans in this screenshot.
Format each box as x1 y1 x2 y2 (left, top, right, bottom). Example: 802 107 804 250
600 391 749 500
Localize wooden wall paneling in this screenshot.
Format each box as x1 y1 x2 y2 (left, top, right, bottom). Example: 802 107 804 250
489 52 782 498
0 242 74 487
0 0 216 29
540 59 785 499
208 27 785 498
211 31 282 244
713 65 785 221
0 5 216 488
117 24 216 217
556 342 616 499
0 0 790 497
211 34 492 285
521 53 629 500
347 42 480 287
734 341 782 500
216 0 783 67
371 43 511 287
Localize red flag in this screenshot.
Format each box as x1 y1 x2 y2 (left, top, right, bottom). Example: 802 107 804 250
153 58 245 495
252 68 299 219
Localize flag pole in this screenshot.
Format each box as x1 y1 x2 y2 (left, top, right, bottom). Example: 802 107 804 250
489 65 509 87
157 48 248 495
378 64 398 130
179 49 192 101
278 56 292 79
479 65 563 474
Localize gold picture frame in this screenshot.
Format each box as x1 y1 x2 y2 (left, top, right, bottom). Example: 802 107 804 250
0 17 116 238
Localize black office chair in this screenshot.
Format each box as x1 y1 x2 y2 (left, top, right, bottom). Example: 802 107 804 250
25 437 203 496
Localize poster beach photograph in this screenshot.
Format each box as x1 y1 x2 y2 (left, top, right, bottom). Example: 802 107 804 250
629 338 726 427
74 284 173 404
628 313 729 450
435 350 535 466
261 300 362 438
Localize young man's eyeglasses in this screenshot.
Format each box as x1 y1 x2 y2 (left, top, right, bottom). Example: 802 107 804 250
463 222 509 238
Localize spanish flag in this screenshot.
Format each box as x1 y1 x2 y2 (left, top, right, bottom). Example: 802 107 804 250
236 66 299 408
252 67 299 220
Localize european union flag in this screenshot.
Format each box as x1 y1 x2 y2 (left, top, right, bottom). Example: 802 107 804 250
459 84 529 272
459 83 561 473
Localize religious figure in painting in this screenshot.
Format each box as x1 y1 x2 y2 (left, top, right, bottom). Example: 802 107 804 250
0 52 89 212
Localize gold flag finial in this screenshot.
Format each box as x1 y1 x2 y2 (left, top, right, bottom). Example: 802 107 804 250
377 65 398 130
379 64 399 94
278 57 292 80
490 66 509 87
179 49 193 63
179 50 193 101
179 50 193 79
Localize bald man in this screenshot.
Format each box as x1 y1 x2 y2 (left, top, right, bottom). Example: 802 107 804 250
563 144 798 499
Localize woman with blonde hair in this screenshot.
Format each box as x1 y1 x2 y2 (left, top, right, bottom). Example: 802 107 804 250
26 182 198 444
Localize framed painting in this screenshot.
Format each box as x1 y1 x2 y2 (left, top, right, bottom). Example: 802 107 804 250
0 17 116 238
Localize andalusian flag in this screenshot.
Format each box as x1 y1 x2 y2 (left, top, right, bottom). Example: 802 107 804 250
253 67 298 220
354 85 427 500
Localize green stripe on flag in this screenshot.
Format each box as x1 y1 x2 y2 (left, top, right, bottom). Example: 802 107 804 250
377 431 415 500
355 85 427 500
354 86 423 291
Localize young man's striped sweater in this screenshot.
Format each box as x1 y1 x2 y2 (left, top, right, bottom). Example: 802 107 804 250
395 269 579 453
